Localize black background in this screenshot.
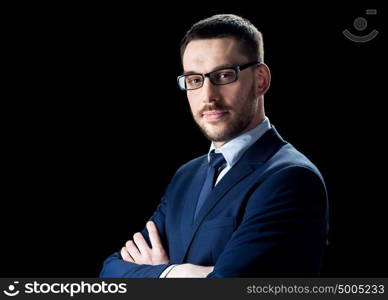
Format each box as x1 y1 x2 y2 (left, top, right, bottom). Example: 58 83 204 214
2 3 386 277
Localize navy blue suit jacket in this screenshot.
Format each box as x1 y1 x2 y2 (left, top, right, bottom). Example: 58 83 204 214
100 126 328 277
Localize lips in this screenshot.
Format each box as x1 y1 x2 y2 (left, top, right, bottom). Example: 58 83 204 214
202 110 228 121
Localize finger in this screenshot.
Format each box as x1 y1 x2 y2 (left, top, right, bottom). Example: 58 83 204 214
133 232 151 256
120 246 134 263
125 240 141 261
147 221 163 250
121 246 134 262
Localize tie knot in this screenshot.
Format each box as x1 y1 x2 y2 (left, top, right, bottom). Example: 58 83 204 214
209 152 226 169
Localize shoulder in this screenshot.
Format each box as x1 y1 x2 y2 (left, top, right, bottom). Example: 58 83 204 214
246 147 328 214
263 143 325 184
166 154 207 186
244 141 328 205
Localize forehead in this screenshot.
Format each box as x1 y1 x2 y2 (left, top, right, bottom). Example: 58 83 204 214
182 38 246 73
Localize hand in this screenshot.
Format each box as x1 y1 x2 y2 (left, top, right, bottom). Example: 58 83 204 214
166 264 214 278
121 221 169 265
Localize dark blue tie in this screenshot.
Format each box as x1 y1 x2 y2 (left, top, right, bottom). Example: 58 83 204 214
194 151 226 220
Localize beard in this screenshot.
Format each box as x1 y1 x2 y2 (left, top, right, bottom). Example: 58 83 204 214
192 84 258 143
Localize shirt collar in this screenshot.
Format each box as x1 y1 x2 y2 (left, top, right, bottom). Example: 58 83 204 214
208 117 271 167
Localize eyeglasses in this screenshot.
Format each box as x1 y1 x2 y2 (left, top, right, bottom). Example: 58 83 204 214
177 60 261 91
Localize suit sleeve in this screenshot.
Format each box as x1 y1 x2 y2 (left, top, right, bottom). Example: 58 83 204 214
99 195 172 278
207 166 328 277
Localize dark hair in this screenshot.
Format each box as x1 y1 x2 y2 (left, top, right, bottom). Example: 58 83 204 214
180 14 264 63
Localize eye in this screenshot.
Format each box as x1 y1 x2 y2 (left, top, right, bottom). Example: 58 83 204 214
189 78 200 84
185 75 203 87
218 72 232 79
213 70 236 83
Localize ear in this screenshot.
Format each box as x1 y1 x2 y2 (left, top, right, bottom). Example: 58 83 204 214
256 63 271 96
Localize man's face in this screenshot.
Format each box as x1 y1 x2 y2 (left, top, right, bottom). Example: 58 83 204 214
182 38 266 145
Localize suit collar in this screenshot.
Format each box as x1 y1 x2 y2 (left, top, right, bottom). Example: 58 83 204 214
242 125 287 165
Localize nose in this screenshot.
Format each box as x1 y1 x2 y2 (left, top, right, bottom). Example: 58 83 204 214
200 77 220 104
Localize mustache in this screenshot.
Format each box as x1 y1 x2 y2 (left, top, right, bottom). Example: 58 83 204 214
199 104 231 115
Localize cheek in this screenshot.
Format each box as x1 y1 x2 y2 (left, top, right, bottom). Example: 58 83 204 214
228 82 254 108
187 94 200 113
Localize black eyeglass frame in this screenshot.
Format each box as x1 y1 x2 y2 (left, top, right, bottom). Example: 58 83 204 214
177 60 261 91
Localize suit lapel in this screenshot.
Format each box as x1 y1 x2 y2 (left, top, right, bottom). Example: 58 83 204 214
179 126 287 261
178 158 207 261
179 162 256 261
193 162 256 224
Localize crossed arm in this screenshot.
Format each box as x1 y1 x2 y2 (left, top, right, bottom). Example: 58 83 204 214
119 221 214 278
101 167 327 278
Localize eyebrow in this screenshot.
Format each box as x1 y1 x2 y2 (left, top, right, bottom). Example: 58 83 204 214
183 63 237 76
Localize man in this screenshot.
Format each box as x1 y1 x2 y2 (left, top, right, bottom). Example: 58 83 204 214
100 14 328 278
